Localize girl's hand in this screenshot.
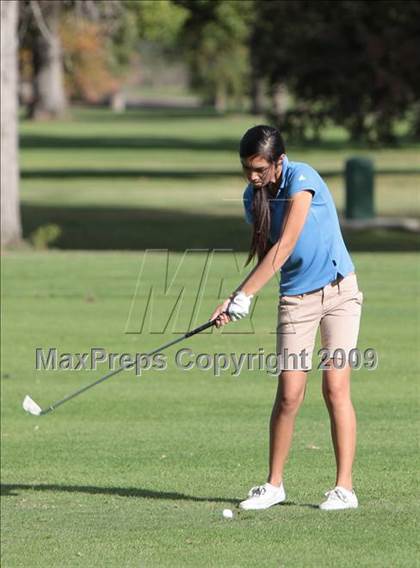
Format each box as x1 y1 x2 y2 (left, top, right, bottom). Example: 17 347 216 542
210 291 254 328
226 291 253 321
210 299 232 328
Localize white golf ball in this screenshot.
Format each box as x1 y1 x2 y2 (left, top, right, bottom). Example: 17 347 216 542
222 508 234 519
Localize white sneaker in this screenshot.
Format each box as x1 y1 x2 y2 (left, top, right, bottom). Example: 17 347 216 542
319 486 358 510
239 482 286 510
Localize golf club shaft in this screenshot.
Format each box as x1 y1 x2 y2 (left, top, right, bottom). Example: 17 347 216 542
41 318 218 414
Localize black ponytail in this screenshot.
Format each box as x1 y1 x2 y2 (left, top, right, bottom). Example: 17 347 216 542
240 125 286 265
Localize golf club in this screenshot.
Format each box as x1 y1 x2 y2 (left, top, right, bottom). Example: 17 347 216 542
22 317 220 417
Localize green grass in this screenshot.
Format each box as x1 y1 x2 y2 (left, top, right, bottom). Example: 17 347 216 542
1 251 419 567
2 106 419 565
18 107 420 253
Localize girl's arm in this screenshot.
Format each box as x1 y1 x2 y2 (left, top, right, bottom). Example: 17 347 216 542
240 190 313 295
210 190 313 325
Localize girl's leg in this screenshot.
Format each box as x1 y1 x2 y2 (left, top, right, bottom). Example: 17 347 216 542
322 363 356 490
319 274 362 493
268 369 308 486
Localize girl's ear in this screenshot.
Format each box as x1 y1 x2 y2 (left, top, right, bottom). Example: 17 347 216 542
274 155 285 175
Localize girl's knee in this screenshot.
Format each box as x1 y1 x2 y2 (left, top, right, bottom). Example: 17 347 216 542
275 370 307 414
277 387 306 414
279 393 304 414
322 380 350 406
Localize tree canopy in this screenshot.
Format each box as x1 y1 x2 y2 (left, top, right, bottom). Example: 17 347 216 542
174 0 254 111
252 0 420 142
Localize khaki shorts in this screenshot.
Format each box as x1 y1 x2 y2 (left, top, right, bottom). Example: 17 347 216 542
276 273 363 371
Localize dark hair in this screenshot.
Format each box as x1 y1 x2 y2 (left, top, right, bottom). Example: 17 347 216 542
240 125 286 265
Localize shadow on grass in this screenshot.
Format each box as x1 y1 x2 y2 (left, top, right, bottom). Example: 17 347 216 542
21 135 240 152
1 484 319 508
72 106 223 122
21 205 251 251
20 134 420 162
20 104 420 151
0 483 236 504
21 168 242 179
21 204 420 252
20 167 420 181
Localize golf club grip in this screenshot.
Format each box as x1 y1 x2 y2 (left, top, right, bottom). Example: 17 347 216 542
185 318 217 337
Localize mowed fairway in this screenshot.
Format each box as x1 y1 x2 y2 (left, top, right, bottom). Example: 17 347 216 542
1 107 419 566
1 251 419 567
18 107 420 251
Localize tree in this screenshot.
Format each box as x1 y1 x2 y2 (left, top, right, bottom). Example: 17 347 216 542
129 0 188 47
1 0 22 248
253 0 420 143
25 0 68 118
60 1 141 110
19 1 189 115
60 15 120 105
20 0 127 116
174 0 253 112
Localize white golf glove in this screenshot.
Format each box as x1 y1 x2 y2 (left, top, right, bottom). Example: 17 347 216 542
227 291 253 321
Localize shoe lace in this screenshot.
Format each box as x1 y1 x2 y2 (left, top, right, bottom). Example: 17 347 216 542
324 488 348 503
249 485 267 497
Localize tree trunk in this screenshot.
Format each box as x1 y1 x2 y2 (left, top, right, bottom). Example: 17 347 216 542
110 90 126 113
30 0 67 119
271 83 288 120
1 0 22 248
349 113 366 142
214 83 227 113
375 111 396 145
250 76 265 115
412 106 420 138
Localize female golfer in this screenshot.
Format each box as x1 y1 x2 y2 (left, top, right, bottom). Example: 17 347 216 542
210 125 363 511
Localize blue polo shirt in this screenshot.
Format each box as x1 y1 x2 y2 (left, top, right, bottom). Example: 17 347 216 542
243 156 354 295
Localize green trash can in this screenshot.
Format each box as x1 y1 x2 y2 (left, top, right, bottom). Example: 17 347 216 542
345 157 375 219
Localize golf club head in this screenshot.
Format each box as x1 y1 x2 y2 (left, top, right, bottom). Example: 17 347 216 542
22 395 43 416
